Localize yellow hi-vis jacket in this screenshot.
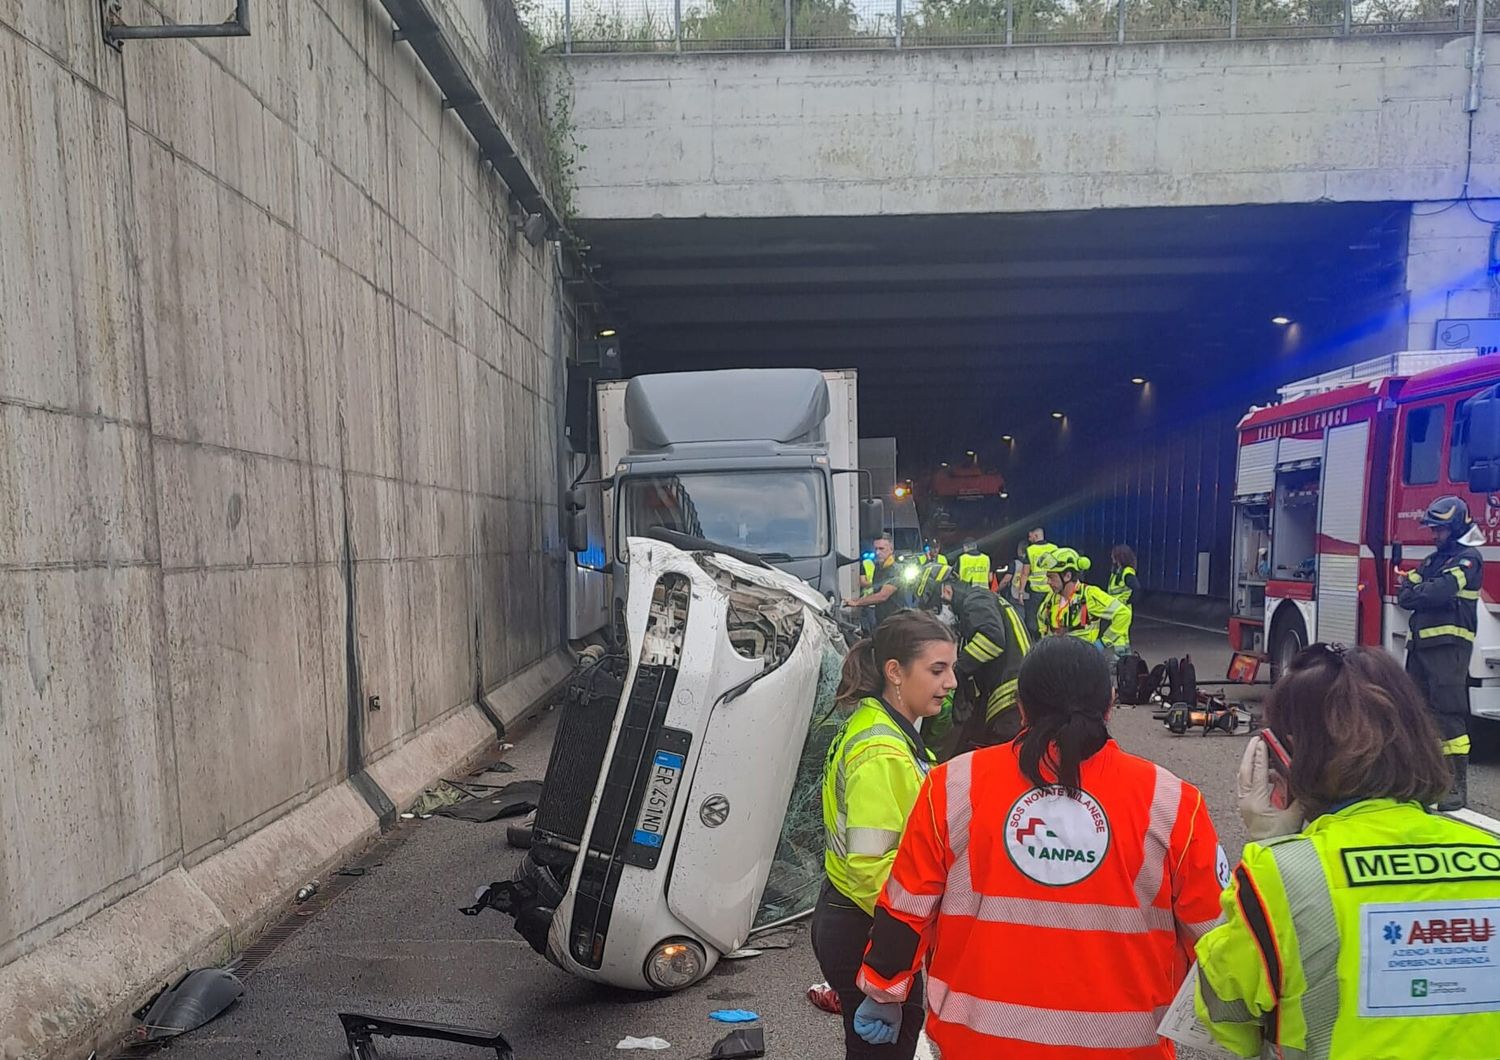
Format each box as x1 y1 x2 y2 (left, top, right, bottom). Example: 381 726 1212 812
957 551 991 588
1196 799 1500 1059
822 698 935 915
1038 582 1131 647
1026 541 1058 592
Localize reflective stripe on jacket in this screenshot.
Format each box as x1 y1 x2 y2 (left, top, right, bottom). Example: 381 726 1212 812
822 698 935 915
1109 565 1139 606
1039 582 1131 646
1196 799 1500 1059
1026 542 1058 592
858 740 1225 1058
1397 543 1483 651
953 583 1031 722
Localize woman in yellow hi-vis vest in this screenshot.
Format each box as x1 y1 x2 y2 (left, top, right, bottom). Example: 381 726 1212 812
1107 544 1140 653
1197 643 1500 1059
814 610 956 1060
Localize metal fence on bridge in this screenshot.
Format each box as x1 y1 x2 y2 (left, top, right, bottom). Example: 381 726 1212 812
518 0 1491 52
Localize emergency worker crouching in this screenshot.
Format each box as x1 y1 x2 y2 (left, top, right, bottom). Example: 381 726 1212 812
814 611 957 1060
1395 495 1485 810
1197 643 1500 1058
914 562 1032 756
1035 547 1131 652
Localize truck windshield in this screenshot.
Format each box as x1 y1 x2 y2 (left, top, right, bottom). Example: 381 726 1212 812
618 471 829 559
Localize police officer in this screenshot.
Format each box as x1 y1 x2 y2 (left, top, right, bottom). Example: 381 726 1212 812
1016 527 1057 636
1197 644 1500 1058
814 611 956 1060
1395 495 1485 810
915 563 1032 755
956 540 991 588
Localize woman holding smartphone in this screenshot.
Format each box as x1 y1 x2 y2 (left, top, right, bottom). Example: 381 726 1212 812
1196 643 1500 1059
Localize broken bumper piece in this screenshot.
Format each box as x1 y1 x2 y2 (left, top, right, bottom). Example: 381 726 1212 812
338 1012 514 1060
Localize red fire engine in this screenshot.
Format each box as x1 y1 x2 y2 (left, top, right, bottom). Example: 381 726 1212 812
1230 349 1500 721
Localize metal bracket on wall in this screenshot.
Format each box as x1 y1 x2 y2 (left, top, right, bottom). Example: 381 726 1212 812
100 0 251 50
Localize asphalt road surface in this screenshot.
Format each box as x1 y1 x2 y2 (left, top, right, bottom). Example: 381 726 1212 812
157 619 1500 1060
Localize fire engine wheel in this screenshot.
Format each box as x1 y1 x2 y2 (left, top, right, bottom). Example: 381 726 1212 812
1270 613 1308 684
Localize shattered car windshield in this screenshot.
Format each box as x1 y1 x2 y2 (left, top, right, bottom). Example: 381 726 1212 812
618 471 829 560
753 637 846 929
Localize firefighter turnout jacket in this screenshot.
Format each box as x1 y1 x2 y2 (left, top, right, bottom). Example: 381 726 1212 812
857 740 1226 1058
822 698 936 916
1397 540 1483 651
1196 799 1500 1059
951 581 1031 724
1039 582 1132 647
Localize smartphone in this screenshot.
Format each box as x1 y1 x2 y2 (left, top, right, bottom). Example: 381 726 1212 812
1259 729 1293 810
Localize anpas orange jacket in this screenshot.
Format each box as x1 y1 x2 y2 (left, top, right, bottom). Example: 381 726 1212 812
857 739 1226 1059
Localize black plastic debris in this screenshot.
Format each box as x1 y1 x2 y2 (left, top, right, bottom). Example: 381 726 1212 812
435 780 542 823
135 968 244 1042
339 1011 513 1059
711 1026 766 1059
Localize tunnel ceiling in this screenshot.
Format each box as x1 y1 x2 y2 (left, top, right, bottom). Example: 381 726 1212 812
578 202 1409 470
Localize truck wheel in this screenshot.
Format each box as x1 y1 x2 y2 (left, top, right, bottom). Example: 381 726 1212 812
1270 612 1308 684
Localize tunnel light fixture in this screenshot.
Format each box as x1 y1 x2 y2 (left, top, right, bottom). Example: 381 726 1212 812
1001 434 1013 442
940 461 949 467
965 450 976 457
1131 377 1147 385
999 491 1010 499
1271 316 1292 326
1051 411 1064 420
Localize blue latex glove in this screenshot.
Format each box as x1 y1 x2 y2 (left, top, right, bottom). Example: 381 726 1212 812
853 997 902 1046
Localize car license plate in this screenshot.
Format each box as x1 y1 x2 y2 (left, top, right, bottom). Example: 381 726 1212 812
631 750 684 852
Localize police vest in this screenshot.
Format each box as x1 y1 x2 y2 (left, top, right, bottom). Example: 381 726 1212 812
1027 542 1058 592
958 552 991 588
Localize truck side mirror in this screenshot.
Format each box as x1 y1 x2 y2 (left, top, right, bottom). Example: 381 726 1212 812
1466 390 1500 493
565 489 589 554
860 499 884 541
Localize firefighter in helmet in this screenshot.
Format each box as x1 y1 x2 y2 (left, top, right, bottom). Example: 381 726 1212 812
1395 495 1485 810
1034 547 1131 651
914 563 1032 756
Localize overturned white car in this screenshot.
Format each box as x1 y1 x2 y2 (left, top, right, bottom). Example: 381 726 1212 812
473 531 847 991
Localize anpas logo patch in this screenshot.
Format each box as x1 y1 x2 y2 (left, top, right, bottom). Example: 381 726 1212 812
1005 785 1112 886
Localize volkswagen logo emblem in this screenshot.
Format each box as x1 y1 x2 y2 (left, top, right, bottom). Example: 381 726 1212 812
699 794 731 828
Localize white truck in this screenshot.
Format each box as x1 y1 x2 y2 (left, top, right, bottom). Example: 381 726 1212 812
567 369 870 641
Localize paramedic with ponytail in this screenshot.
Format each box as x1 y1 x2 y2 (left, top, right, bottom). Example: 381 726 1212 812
813 610 957 1060
854 635 1226 1058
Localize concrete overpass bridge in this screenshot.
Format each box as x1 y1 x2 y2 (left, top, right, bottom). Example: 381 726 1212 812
549 26 1500 592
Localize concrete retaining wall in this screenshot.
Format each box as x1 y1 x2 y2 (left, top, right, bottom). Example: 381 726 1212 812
0 1 571 1056
564 34 1500 219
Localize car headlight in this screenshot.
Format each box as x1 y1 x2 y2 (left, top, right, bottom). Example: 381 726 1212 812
643 938 706 991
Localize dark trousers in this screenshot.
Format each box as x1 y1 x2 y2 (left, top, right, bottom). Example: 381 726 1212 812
1023 591 1045 639
810 883 924 1060
1406 644 1472 747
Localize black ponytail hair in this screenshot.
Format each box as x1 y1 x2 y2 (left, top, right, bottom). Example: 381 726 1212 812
836 610 954 706
1016 636 1113 791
